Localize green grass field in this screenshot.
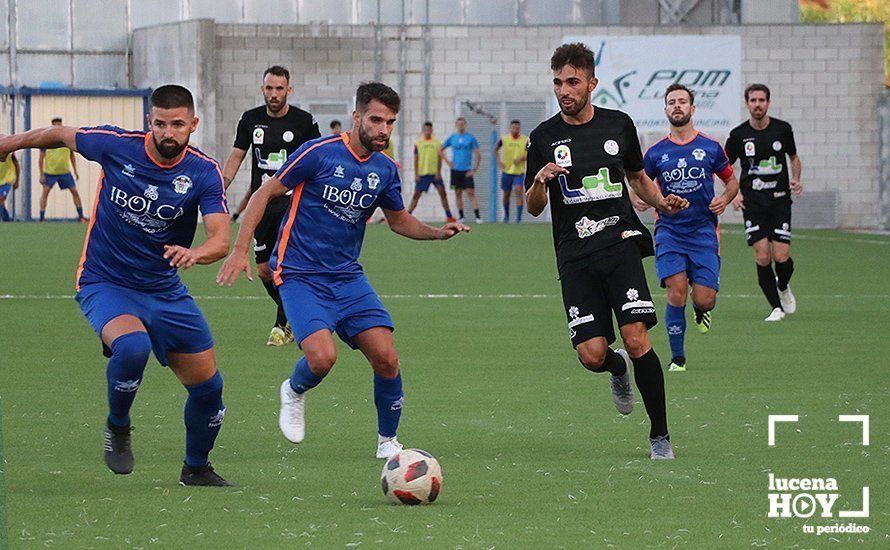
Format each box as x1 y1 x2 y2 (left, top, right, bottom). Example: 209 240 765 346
0 222 888 548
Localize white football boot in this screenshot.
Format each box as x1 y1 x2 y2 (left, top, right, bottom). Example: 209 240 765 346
376 437 404 459
279 379 306 443
764 308 785 322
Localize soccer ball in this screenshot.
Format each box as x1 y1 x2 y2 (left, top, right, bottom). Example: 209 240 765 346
380 448 442 505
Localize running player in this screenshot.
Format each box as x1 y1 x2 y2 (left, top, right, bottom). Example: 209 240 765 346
38 117 86 222
0 151 19 221
642 83 739 372
525 43 687 459
441 117 482 223
494 120 528 223
407 121 455 222
0 85 233 485
221 66 321 346
217 82 469 460
725 84 802 322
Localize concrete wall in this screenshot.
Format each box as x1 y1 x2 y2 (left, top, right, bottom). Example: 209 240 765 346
133 21 886 229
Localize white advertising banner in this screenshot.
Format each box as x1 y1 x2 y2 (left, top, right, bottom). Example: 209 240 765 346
560 36 742 134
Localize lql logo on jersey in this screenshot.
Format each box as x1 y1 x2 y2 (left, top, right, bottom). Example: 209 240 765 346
173 175 192 194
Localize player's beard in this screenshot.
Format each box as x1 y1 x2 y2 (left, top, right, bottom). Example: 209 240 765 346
155 136 187 159
559 94 589 117
669 112 692 127
359 125 388 153
751 108 766 120
265 97 285 114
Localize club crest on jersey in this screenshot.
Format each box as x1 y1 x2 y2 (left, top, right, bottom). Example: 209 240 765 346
283 131 294 143
172 175 192 194
253 128 264 144
744 141 755 157
144 185 159 200
367 172 380 190
350 177 363 191
772 140 782 151
334 165 345 178
692 148 706 161
677 158 687 168
554 144 572 167
603 140 619 156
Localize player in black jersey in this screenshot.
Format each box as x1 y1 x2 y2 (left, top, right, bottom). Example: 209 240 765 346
725 84 802 322
525 43 688 460
222 66 321 346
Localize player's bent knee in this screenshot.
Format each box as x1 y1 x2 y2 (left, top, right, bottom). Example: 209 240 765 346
111 332 152 365
577 345 607 371
304 348 337 375
256 263 273 281
620 331 650 358
694 294 717 312
370 351 400 378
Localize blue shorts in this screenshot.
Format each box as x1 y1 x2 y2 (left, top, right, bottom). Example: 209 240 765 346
76 282 214 366
655 246 721 291
500 173 525 191
0 184 10 199
45 173 76 190
279 273 394 349
415 175 444 193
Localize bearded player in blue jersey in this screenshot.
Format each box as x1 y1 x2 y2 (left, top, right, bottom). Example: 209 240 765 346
641 84 739 372
218 82 469 459
0 85 234 486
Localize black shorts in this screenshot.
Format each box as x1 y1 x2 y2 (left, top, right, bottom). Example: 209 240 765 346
742 201 792 246
253 203 287 264
560 240 658 347
450 170 475 190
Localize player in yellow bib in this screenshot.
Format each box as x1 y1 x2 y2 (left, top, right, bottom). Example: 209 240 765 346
494 120 529 223
0 151 19 221
407 122 455 222
39 117 86 221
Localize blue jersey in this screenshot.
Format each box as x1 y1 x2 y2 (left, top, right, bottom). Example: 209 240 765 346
270 134 404 283
74 126 228 291
441 132 479 171
643 132 733 242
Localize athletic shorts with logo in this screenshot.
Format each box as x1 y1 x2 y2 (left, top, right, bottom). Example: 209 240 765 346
560 240 658 347
450 170 475 190
253 200 289 264
415 174 444 193
279 273 394 349
500 173 525 192
655 225 721 291
44 173 76 190
742 200 791 245
76 282 214 366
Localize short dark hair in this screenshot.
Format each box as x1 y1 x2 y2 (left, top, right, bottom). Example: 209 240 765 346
330 120 341 129
510 119 521 125
550 42 596 77
423 121 433 128
355 81 400 113
744 83 770 102
664 83 694 105
150 85 195 112
456 117 466 123
51 117 62 123
263 65 290 83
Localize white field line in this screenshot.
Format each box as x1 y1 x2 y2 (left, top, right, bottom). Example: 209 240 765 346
2 293 890 301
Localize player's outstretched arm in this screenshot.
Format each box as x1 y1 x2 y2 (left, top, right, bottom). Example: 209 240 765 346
383 208 470 240
626 169 688 215
526 162 565 216
217 177 288 286
0 125 78 159
221 147 247 190
163 213 230 270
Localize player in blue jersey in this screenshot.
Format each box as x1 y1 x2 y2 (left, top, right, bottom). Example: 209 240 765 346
641 84 739 372
0 85 234 486
218 82 469 459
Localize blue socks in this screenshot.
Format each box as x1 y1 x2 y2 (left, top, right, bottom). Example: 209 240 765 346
39 210 45 221
184 371 225 468
76 206 84 218
106 332 151 427
665 303 686 360
290 356 326 394
373 373 404 438
516 204 523 223
0 204 9 221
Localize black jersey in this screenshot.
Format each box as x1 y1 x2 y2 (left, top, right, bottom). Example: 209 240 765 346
724 117 797 210
234 105 321 208
525 107 653 275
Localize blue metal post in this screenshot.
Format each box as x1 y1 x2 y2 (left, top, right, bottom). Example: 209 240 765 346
489 128 498 222
23 94 31 221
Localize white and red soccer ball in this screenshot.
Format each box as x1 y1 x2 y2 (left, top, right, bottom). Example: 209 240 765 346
380 448 442 505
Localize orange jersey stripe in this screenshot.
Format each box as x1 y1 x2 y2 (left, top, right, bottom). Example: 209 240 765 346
75 172 105 291
272 182 305 286
187 148 229 213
